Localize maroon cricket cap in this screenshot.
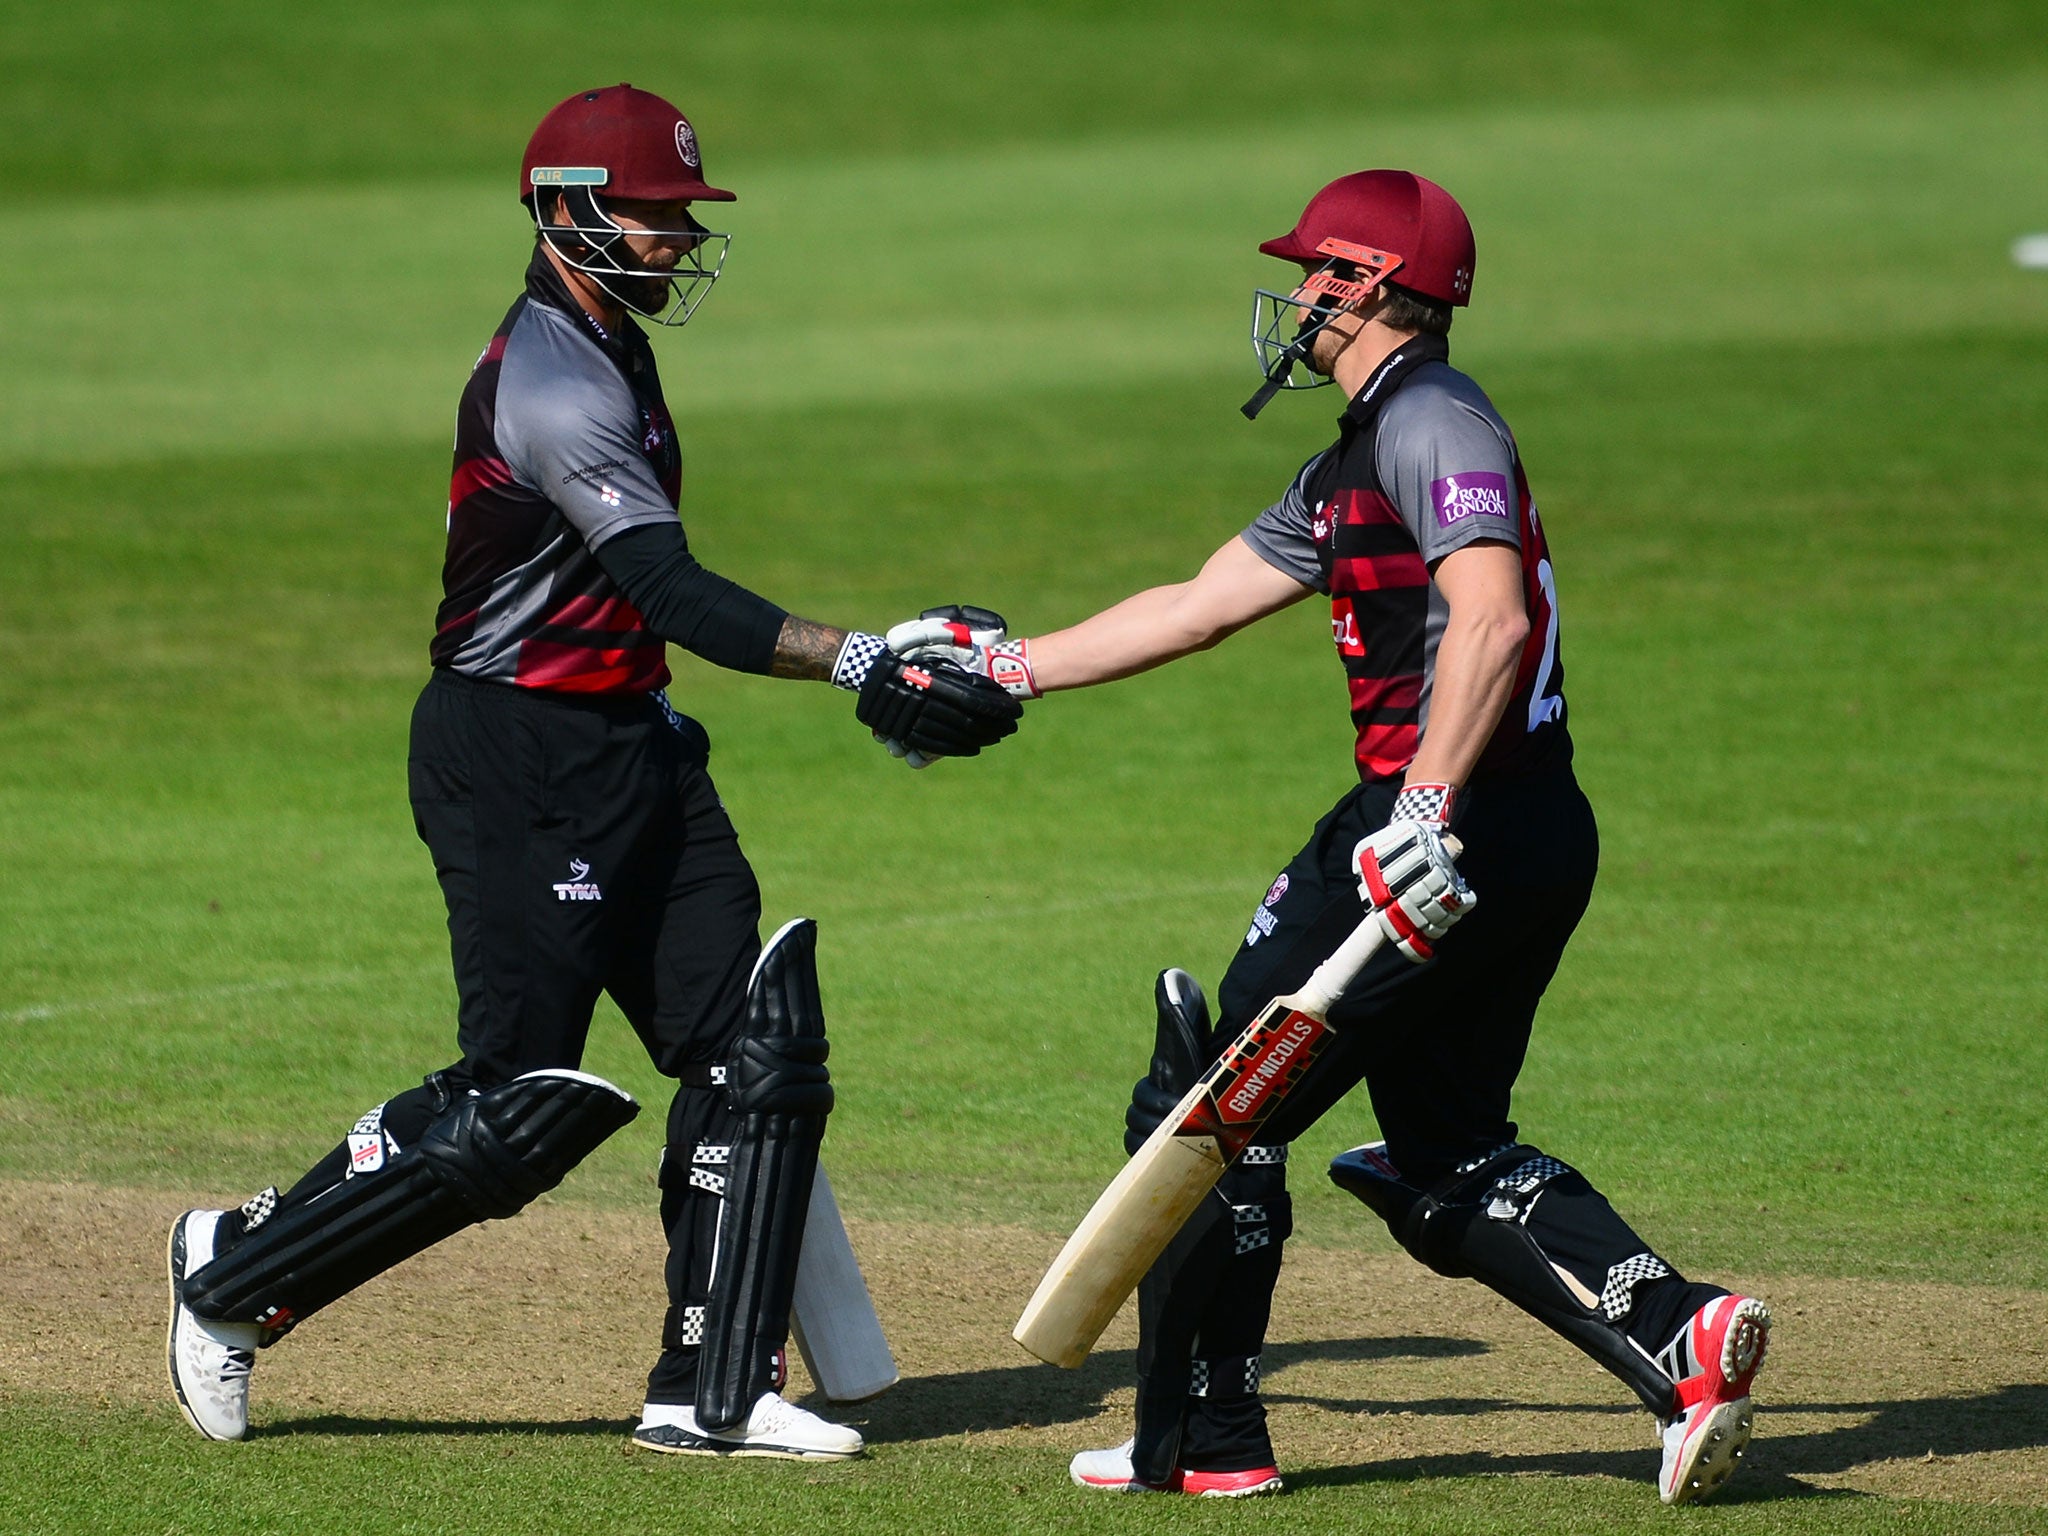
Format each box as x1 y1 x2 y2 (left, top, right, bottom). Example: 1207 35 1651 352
521 84 736 204
1259 170 1474 306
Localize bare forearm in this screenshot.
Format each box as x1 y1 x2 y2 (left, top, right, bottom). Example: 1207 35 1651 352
1027 585 1219 691
1406 610 1526 787
769 615 849 681
1029 536 1311 692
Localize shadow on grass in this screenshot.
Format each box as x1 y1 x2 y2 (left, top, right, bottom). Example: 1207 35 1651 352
851 1334 1488 1445
257 1415 626 1440
256 1334 1480 1442
1269 1383 2048 1505
258 1343 2048 1510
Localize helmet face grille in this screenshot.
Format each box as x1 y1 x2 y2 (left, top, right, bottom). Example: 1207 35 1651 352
536 190 731 327
1248 250 1389 394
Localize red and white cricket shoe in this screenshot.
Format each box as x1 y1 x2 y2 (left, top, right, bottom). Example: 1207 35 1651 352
1658 1294 1770 1505
1069 1438 1282 1498
1182 1465 1285 1497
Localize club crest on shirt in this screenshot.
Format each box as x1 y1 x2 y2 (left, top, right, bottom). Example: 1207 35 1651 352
1430 471 1511 529
641 405 670 454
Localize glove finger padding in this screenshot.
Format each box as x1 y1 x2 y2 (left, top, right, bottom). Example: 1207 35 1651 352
884 604 1009 662
855 653 1022 758
1354 820 1475 963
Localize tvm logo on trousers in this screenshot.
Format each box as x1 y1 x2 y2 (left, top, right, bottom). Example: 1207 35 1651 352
554 858 602 902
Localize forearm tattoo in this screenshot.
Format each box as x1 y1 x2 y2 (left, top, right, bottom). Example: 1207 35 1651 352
771 615 848 681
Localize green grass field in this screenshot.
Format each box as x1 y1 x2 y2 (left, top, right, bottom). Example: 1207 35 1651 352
3 3 2046 1531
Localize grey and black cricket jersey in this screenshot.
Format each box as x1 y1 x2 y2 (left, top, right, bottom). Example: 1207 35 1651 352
434 251 691 693
1239 337 1571 783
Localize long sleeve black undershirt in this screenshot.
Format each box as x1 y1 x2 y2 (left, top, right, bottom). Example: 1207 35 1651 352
592 522 787 676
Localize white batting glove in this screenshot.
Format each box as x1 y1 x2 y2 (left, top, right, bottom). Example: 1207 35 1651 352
886 604 1041 701
884 608 1008 663
1353 785 1474 963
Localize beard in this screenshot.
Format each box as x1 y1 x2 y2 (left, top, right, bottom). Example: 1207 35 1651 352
610 269 675 317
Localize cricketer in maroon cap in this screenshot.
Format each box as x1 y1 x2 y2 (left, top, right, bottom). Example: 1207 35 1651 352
162 85 1023 1461
892 170 1771 1505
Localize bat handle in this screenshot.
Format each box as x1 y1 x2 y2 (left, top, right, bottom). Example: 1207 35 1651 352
1294 833 1465 1015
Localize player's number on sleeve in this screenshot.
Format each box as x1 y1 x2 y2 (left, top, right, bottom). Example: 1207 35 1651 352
1526 557 1564 732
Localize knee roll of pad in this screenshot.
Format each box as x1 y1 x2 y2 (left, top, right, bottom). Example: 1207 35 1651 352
1330 1141 1679 1416
181 1069 638 1339
729 1032 833 1116
1126 967 1211 1155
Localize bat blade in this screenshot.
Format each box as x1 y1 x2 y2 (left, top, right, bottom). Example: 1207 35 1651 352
1011 1080 1228 1368
790 1163 898 1402
1013 990 1338 1367
1011 839 1455 1369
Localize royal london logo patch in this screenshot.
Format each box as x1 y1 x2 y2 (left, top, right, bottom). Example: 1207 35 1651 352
1430 471 1512 530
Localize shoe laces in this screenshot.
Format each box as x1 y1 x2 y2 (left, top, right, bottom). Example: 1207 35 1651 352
220 1349 255 1382
751 1393 801 1431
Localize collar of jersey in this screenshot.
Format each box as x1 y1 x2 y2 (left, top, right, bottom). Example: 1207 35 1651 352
524 246 644 366
1340 332 1451 432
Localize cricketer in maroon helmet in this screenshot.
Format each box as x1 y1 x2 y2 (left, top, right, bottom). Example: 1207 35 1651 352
163 84 1021 1460
894 169 1770 1506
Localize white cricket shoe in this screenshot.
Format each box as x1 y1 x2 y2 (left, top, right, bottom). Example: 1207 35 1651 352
1069 1437 1282 1497
166 1210 261 1441
1070 1437 1171 1493
631 1393 863 1460
1658 1294 1770 1505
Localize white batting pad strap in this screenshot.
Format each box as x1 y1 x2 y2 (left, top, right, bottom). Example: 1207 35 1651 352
1239 1144 1289 1165
1189 1355 1263 1397
1456 1141 1520 1175
678 1306 705 1346
693 1144 732 1165
238 1187 279 1232
689 1168 727 1196
831 631 888 691
1600 1252 1674 1321
1495 1155 1572 1197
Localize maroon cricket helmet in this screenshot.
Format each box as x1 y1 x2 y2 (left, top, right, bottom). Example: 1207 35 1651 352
1259 170 1474 306
520 84 736 205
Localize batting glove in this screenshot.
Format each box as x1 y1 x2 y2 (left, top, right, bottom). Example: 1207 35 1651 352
835 631 1023 764
886 603 1040 701
1352 796 1474 964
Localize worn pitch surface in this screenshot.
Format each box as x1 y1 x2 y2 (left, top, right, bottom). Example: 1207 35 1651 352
5 1180 2041 1508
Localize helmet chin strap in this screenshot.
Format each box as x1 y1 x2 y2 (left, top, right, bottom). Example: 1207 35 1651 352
1240 342 1306 420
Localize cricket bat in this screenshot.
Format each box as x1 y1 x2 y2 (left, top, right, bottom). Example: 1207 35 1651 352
1012 840 1459 1368
790 1162 899 1403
